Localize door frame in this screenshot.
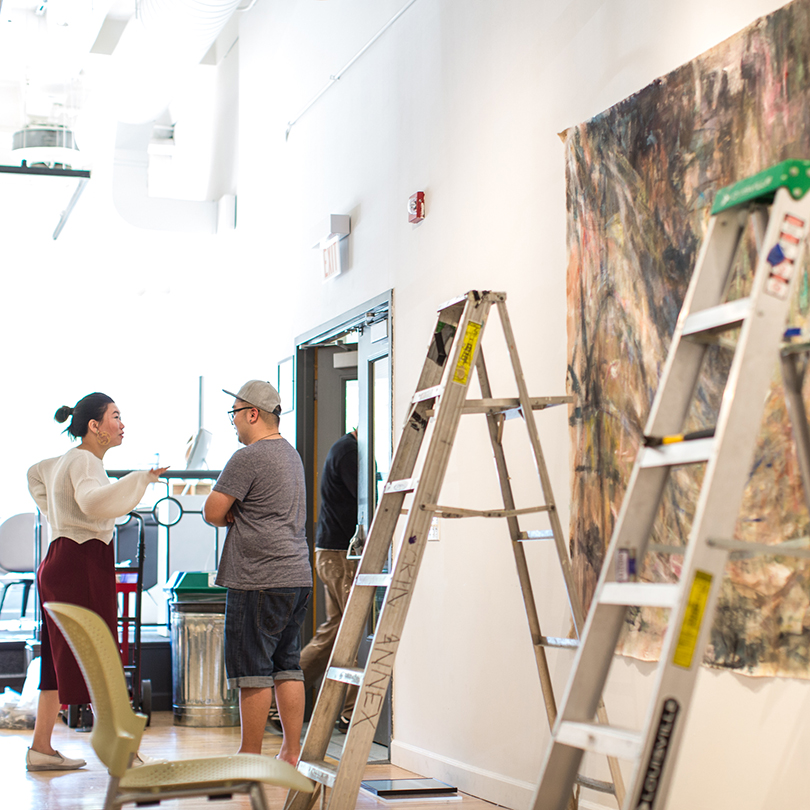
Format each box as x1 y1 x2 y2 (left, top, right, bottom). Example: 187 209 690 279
294 290 392 552
293 291 393 741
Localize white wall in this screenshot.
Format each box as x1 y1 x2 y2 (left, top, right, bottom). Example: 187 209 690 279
233 2 808 810
3 1 808 809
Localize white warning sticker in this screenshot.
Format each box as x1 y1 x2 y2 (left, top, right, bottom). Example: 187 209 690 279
765 212 807 300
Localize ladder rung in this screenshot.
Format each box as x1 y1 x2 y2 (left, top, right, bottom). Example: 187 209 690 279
575 775 616 794
297 760 338 786
682 297 751 337
556 721 642 760
384 478 418 494
327 666 364 686
428 396 573 418
518 530 554 541
781 339 810 358
355 573 392 587
639 437 714 467
412 385 443 403
539 636 579 649
707 537 810 559
599 582 679 608
461 396 573 414
426 504 549 519
648 543 687 555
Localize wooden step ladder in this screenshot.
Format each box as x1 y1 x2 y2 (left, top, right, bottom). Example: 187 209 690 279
285 290 624 810
530 160 810 810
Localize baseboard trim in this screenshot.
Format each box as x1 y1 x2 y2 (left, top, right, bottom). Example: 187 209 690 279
389 740 536 810
576 797 614 810
389 741 615 810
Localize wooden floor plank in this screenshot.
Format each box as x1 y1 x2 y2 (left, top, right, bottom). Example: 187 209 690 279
1 712 497 810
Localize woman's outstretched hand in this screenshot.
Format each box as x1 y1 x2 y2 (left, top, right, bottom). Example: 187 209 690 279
148 466 171 482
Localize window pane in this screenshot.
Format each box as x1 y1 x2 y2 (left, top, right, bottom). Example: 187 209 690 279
343 378 359 435
371 356 391 508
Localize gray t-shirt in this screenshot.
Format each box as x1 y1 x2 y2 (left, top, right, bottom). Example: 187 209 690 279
213 438 311 590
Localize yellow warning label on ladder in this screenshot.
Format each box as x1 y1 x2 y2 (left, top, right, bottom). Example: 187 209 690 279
453 322 482 384
673 570 713 668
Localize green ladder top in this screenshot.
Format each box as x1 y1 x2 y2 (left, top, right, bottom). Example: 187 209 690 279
712 159 810 214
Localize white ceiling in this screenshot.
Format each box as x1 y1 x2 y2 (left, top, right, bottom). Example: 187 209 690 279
0 0 238 236
0 1 137 138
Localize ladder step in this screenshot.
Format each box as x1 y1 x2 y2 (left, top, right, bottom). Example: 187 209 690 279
781 338 810 358
639 437 714 468
575 775 616 795
556 721 642 760
298 760 338 786
384 478 418 494
518 530 554 541
428 396 573 418
599 582 679 608
327 666 364 686
355 573 393 587
412 385 443 403
682 297 751 337
707 537 810 559
540 636 579 649
461 396 573 414
427 504 549 519
648 543 687 555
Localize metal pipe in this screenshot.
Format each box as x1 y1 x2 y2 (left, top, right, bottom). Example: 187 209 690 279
53 177 89 240
285 0 419 140
199 375 204 431
0 164 90 178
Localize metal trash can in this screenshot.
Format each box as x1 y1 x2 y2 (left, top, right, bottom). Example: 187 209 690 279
166 572 238 727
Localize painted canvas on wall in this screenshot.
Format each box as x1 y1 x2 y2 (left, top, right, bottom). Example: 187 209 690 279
565 0 810 677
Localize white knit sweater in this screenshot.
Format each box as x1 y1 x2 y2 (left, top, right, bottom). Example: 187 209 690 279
28 447 153 545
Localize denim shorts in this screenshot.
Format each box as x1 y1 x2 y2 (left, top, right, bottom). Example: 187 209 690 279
224 587 312 689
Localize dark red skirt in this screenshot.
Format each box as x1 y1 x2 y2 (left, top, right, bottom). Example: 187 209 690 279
38 537 117 704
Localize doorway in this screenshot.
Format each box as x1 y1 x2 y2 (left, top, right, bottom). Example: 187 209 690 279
294 290 393 754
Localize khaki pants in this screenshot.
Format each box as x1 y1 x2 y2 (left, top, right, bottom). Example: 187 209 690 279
299 549 358 716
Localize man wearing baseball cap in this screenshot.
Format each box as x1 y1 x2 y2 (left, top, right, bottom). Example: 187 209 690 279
203 380 312 765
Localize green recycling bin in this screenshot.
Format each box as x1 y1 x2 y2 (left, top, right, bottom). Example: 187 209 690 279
166 572 238 727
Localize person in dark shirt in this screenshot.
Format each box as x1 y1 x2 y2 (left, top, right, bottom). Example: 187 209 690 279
299 430 358 729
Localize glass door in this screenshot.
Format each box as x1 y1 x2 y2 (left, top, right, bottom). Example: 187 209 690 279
356 316 392 747
357 326 391 544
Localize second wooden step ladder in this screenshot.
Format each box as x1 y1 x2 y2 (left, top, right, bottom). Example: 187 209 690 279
286 290 624 810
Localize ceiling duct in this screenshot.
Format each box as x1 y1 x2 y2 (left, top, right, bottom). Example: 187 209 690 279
114 119 218 232
111 0 241 234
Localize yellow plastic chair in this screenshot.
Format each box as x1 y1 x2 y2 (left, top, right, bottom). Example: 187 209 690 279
44 602 314 810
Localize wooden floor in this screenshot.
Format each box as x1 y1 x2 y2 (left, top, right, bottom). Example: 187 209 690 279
0 711 497 810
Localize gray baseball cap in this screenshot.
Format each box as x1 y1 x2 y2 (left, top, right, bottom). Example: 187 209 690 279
223 380 282 413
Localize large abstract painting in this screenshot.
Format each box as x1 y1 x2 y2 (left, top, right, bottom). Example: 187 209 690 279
566 0 810 677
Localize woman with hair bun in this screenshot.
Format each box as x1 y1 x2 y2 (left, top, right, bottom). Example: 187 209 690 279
25 392 168 772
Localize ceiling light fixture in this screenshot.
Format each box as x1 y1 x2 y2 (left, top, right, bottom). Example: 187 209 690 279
12 124 82 169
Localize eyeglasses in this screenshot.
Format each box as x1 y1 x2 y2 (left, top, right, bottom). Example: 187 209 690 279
228 407 253 424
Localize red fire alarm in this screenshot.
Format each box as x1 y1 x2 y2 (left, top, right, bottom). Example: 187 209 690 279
408 191 425 223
